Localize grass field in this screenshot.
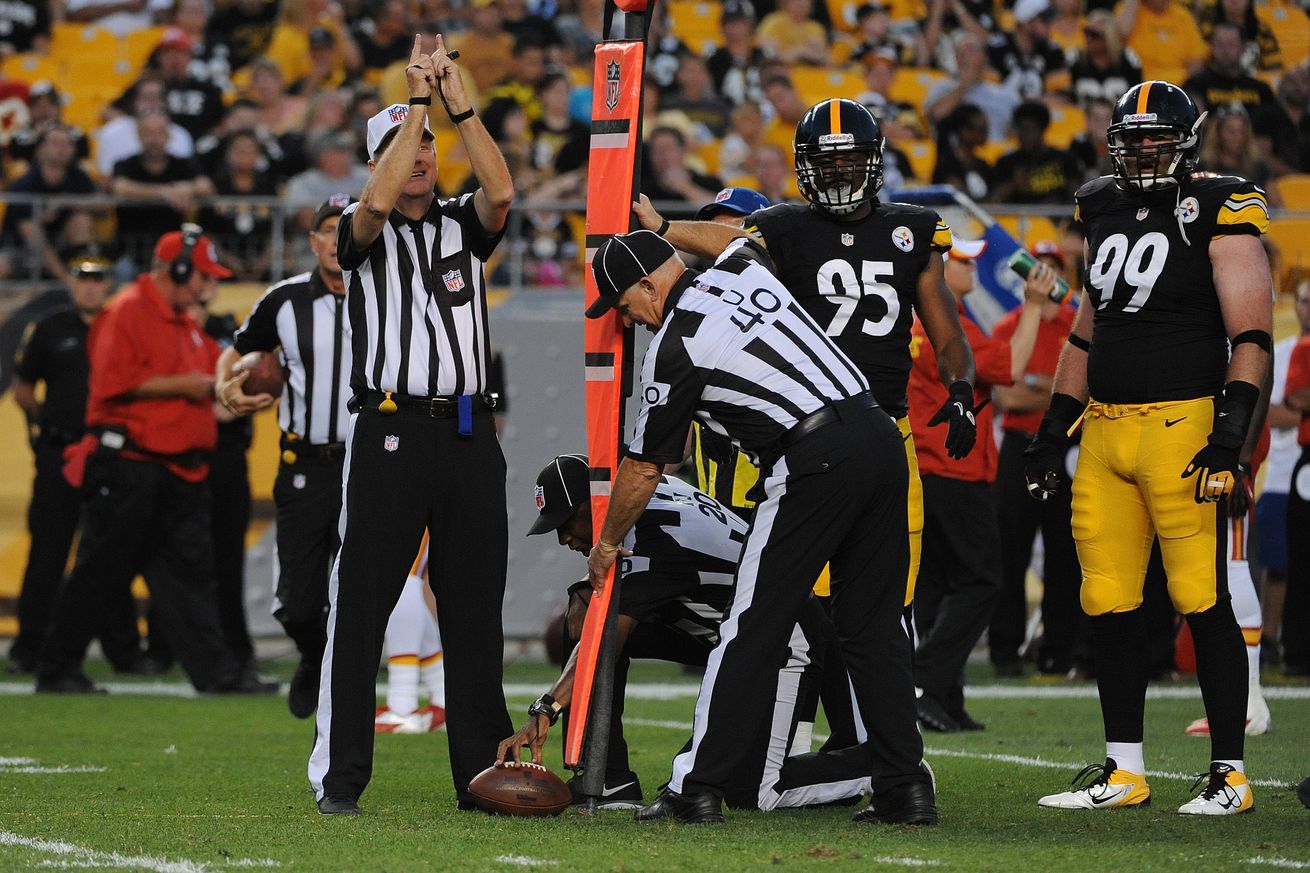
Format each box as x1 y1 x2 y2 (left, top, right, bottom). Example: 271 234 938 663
0 659 1307 873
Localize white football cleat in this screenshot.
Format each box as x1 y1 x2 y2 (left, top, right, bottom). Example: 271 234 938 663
1183 692 1271 737
374 706 433 734
1038 759 1151 810
1177 763 1254 815
422 703 447 732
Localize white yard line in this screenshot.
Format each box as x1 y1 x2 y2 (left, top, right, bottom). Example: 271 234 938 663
0 756 105 775
870 858 940 867
494 855 559 867
1244 859 1310 870
0 832 279 873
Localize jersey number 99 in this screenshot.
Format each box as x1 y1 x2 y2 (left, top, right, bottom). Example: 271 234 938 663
1088 232 1169 313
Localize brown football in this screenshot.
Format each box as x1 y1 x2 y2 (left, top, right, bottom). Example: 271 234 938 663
468 762 572 817
232 351 284 397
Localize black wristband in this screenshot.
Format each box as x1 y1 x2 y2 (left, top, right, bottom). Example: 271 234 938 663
656 217 670 236
408 95 432 105
1211 380 1261 450
1035 392 1086 447
449 106 475 124
528 693 563 725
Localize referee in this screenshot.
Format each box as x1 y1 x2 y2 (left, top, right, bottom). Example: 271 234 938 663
308 34 514 816
215 194 355 719
585 230 933 826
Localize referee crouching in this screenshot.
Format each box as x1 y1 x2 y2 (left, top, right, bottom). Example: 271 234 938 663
308 34 514 815
584 230 935 826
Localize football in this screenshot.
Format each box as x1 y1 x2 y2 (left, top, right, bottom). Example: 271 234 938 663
232 351 284 397
467 762 572 817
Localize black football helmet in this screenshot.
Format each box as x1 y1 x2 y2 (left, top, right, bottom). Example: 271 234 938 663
1107 81 1205 192
794 98 885 215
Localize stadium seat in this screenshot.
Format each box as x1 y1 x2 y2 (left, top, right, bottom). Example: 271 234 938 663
1267 217 1310 291
665 1 724 56
899 139 936 184
791 68 865 107
1278 174 1310 210
826 0 862 32
1046 105 1085 150
884 0 927 23
1258 0 1310 67
977 139 1016 165
997 214 1063 247
888 67 948 110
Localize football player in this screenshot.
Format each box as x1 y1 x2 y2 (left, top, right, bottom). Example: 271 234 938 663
1026 81 1272 816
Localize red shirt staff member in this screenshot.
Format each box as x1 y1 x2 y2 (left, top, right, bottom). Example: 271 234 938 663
1280 333 1310 676
906 237 1049 733
989 240 1083 679
34 226 275 696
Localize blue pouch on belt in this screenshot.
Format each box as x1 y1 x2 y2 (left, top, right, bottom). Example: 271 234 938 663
458 395 472 436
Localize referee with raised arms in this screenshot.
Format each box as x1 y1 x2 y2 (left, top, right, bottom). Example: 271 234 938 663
308 34 514 816
585 230 934 826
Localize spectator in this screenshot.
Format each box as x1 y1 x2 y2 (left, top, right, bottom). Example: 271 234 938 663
96 78 195 177
284 131 371 230
194 98 288 179
10 82 89 164
1116 0 1206 84
857 46 926 141
1184 22 1280 121
645 4 693 92
718 101 765 181
986 0 1070 101
0 0 50 56
63 0 171 36
850 1 919 66
708 0 766 106
1197 0 1281 74
530 72 588 175
761 75 810 153
1069 96 1113 180
922 0 992 64
262 0 361 90
352 0 413 85
498 0 562 50
741 142 794 203
110 111 215 273
292 27 350 98
1258 62 1310 176
473 98 533 188
991 102 1083 203
926 32 1022 141
449 0 516 93
554 0 604 67
483 39 549 121
758 0 831 66
1198 104 1283 206
0 126 102 283
198 130 277 282
1048 0 1087 59
665 54 732 140
207 0 278 72
932 102 994 199
161 0 233 94
133 28 226 140
640 125 723 211
1068 10 1142 106
247 58 307 137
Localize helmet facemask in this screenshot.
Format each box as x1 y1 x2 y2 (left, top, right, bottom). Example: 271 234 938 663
1108 112 1205 192
795 134 883 216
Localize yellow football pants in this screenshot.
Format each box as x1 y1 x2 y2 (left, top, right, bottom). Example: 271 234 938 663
1072 397 1225 617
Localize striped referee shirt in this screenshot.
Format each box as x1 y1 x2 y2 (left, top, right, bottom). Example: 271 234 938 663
628 239 871 466
336 195 503 397
233 270 351 445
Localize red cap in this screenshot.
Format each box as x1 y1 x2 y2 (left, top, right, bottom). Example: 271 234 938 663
1030 240 1065 267
158 27 195 51
154 230 233 279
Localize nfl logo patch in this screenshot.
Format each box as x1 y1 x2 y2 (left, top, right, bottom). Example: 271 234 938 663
606 60 621 112
534 484 546 510
293 473 307 490
841 233 854 247
443 269 465 293
388 105 407 123
384 435 399 452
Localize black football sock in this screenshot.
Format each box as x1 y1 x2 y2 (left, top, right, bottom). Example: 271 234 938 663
1090 609 1149 744
1186 600 1247 763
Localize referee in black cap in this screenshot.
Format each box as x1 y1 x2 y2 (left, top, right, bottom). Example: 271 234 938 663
584 229 934 826
306 33 515 816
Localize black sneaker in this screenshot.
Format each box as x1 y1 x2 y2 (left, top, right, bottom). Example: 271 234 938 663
853 781 938 825
317 795 360 816
568 772 644 810
288 658 320 719
916 693 960 733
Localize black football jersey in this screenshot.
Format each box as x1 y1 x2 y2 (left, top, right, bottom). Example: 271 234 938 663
745 201 952 418
1074 174 1269 403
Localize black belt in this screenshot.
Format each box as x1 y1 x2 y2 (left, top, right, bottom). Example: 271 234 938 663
779 391 878 451
279 435 346 463
39 425 84 447
350 391 498 417
93 426 209 469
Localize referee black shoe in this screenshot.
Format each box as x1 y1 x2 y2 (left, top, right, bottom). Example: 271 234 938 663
634 789 725 824
288 658 320 719
34 671 107 694
916 693 960 733
317 795 361 816
853 781 939 826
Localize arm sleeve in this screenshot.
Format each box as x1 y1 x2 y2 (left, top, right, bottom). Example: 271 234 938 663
715 236 778 275
13 319 44 383
451 192 506 261
232 286 284 355
627 329 706 466
930 213 952 253
1213 181 1270 238
335 203 375 271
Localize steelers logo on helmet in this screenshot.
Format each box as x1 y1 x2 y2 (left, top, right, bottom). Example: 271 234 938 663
794 98 885 216
1107 81 1206 192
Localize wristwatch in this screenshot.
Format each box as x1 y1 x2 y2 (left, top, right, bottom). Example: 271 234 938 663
528 693 563 725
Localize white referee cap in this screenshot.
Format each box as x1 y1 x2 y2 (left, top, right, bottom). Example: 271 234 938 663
587 230 677 318
366 103 435 160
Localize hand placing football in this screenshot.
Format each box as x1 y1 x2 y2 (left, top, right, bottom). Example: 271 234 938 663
232 351 285 397
468 761 571 816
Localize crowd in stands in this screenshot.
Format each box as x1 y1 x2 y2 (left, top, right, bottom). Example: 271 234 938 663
0 0 1307 286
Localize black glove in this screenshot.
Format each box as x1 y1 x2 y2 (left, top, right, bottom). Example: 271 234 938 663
927 380 977 460
1228 464 1252 519
1181 441 1241 504
1023 392 1086 502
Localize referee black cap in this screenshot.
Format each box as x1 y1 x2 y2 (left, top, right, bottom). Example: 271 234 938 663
312 193 357 230
527 453 589 535
586 230 677 318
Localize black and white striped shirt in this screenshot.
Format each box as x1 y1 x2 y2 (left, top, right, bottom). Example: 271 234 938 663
628 239 871 466
336 195 503 397
233 270 352 445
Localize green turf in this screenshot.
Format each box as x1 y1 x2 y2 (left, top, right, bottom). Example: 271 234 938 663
0 661 1306 872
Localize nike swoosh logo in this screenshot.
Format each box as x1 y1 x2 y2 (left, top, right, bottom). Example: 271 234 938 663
602 781 637 797
1165 418 1186 427
1217 789 1239 809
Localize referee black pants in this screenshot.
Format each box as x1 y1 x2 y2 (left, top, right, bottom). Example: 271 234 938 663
271 456 343 661
669 407 925 797
1283 446 1310 673
308 407 512 806
914 475 1001 714
991 430 1083 672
